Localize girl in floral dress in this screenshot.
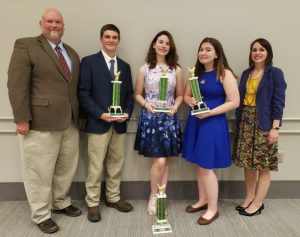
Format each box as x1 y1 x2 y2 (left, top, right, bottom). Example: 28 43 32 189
134 31 183 216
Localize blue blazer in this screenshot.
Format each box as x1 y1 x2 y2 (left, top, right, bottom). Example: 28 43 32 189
79 51 134 134
235 66 287 131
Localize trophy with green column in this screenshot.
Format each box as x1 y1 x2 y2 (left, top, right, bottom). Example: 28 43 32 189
188 66 210 115
108 71 125 117
153 66 172 113
152 184 172 234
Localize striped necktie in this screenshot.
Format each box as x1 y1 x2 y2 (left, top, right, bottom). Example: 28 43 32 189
109 59 115 78
55 45 71 80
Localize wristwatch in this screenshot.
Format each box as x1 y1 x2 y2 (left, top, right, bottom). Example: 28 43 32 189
272 126 280 130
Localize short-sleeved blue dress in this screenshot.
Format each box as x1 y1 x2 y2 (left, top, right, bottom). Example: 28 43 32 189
182 71 231 169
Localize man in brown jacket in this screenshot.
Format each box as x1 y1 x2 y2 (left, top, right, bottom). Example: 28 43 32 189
7 8 81 234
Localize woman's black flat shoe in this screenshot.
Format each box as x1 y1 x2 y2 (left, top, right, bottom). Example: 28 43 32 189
239 204 264 216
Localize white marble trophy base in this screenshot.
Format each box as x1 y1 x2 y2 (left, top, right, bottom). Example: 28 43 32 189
152 223 172 234
153 108 172 113
110 113 126 118
153 101 172 113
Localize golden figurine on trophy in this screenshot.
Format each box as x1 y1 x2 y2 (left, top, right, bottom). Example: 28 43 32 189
187 66 210 115
153 66 172 113
152 184 172 234
108 71 125 117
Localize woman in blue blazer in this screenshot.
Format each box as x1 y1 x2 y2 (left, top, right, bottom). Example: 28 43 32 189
233 38 287 216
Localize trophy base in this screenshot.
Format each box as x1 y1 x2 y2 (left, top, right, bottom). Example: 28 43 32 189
153 107 172 113
153 100 171 113
152 223 172 234
191 108 210 115
191 102 210 116
110 113 126 118
108 105 124 117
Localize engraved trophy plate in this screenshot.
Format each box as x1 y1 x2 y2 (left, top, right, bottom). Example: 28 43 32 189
108 71 126 117
188 67 210 115
152 184 172 234
153 66 172 113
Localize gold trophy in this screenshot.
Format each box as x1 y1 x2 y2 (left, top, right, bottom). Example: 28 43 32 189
188 66 210 115
108 71 125 117
152 184 172 234
153 66 172 113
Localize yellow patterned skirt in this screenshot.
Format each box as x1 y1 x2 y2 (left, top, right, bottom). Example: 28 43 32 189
232 106 278 171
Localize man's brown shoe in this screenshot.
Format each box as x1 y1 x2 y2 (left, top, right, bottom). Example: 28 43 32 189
87 206 101 222
52 205 82 217
37 218 59 234
197 211 219 225
186 203 208 213
105 199 133 212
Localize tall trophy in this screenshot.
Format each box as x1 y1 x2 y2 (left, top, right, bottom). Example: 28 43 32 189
153 66 172 113
152 184 172 234
188 66 210 115
108 71 125 117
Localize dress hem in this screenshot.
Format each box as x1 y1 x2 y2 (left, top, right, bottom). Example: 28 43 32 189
183 157 231 169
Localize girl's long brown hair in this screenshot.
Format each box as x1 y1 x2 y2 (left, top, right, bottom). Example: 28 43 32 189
146 30 179 70
195 37 235 80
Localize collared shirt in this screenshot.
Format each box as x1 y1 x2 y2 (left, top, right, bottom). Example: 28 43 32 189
101 49 118 74
48 40 72 71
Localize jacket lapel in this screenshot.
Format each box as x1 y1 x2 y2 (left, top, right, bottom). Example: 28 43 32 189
38 34 69 82
98 51 114 80
256 66 271 96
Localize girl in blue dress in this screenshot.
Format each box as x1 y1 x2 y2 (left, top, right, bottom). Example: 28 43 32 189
134 31 183 216
183 38 239 225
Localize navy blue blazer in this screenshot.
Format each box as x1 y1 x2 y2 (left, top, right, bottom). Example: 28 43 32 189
79 51 134 134
235 66 287 131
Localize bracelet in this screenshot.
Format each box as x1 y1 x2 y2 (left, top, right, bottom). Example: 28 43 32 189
143 101 148 108
272 126 280 130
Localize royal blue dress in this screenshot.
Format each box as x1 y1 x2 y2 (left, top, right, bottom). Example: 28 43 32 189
182 71 231 169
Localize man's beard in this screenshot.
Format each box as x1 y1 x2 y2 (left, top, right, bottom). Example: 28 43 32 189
49 31 62 40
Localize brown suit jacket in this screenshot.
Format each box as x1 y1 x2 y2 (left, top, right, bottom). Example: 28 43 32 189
7 34 80 131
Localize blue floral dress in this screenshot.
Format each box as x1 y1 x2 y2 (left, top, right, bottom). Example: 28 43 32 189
134 64 182 157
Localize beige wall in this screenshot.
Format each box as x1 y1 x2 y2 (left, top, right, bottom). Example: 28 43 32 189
1 0 299 182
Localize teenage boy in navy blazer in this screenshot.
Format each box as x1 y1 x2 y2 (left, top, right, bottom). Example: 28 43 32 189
79 24 134 222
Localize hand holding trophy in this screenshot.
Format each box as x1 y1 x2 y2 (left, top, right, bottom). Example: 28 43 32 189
187 66 210 115
108 71 126 117
152 184 172 234
153 66 172 113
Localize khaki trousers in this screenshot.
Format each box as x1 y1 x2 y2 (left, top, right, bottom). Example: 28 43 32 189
21 123 79 224
85 127 126 207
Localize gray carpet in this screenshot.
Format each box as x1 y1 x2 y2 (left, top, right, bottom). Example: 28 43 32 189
0 200 299 237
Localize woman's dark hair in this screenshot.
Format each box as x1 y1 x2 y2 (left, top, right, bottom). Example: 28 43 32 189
195 37 235 80
249 38 273 68
146 30 179 69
